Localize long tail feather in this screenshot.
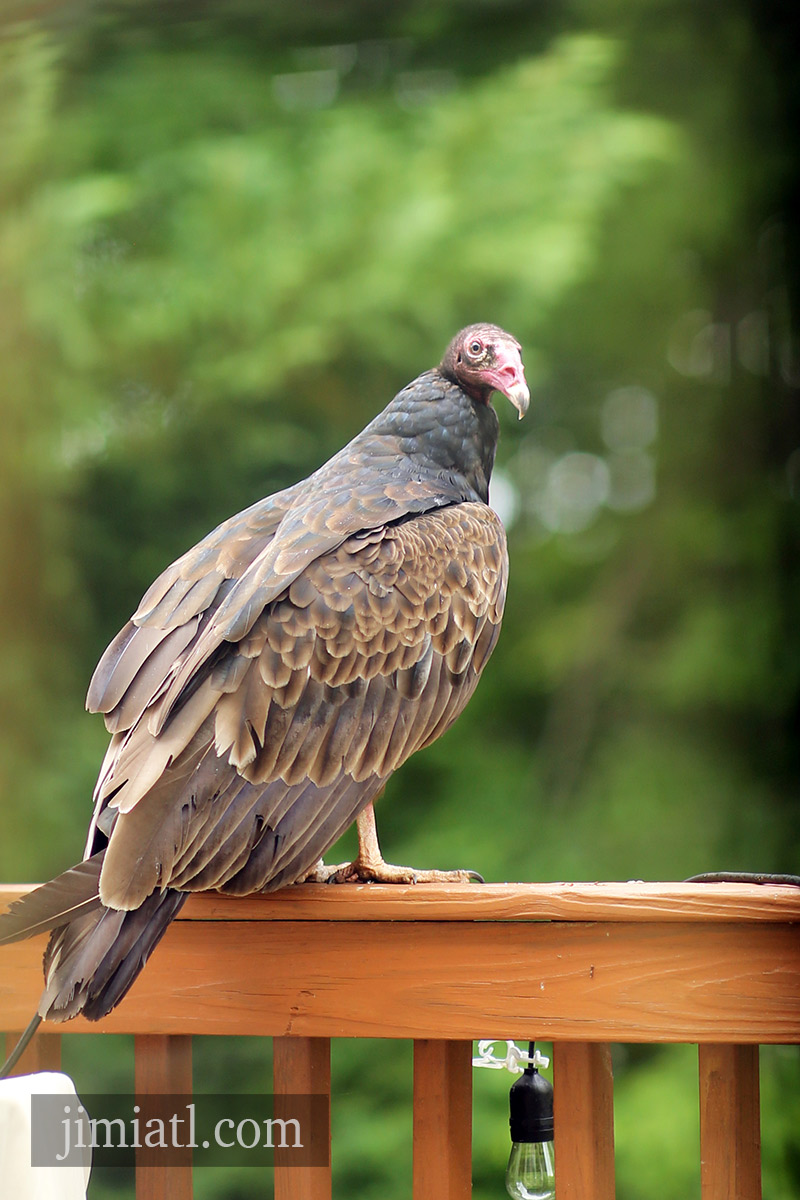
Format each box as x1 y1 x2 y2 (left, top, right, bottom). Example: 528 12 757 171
40 887 187 1022
0 852 186 1023
0 854 104 944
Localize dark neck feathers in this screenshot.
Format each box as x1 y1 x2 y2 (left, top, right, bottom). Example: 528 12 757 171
364 369 499 504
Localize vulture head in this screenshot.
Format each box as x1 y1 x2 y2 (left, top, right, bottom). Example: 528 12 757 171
440 323 530 418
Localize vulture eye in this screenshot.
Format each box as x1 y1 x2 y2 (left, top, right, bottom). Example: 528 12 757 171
466 338 484 359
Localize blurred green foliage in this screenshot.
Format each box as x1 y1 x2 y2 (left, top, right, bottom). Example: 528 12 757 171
1 1 798 1197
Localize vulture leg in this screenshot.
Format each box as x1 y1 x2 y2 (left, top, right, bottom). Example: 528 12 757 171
303 802 485 885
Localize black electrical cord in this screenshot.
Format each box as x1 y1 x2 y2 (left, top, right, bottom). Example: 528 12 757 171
684 872 800 886
0 1012 43 1079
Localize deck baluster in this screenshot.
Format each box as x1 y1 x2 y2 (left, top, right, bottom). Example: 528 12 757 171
699 1043 761 1200
553 1041 615 1200
413 1039 473 1199
273 1035 332 1200
134 1033 193 1200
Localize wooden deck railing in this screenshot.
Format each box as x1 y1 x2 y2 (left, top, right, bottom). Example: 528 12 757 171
2 880 799 1198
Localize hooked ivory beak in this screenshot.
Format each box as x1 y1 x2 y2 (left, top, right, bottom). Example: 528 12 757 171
486 350 530 420
504 378 530 420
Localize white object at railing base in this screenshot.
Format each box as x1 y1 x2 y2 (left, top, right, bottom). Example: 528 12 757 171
0 1072 91 1199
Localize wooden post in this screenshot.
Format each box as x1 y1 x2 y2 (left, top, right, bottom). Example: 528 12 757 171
413 1039 472 1199
4 1029 61 1076
553 1042 615 1200
699 1043 761 1200
273 1036 331 1200
134 1034 193 1200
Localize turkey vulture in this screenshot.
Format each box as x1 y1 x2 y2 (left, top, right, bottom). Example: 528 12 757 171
0 324 528 1030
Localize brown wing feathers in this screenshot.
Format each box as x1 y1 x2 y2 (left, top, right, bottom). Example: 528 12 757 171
96 504 506 912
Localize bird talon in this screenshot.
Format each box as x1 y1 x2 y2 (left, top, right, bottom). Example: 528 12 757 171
297 858 485 885
297 861 356 884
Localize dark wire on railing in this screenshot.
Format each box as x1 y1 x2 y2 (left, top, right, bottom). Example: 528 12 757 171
685 872 800 886
0 1012 42 1079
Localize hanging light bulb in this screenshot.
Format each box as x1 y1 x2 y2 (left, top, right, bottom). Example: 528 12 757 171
505 1042 555 1200
506 1141 555 1200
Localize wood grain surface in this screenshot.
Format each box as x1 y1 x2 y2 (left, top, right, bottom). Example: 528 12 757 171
2 911 798 1042
4 880 799 923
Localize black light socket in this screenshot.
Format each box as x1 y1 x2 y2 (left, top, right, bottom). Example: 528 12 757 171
508 1052 554 1144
